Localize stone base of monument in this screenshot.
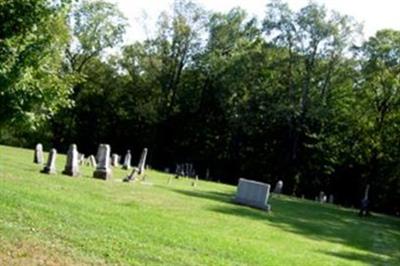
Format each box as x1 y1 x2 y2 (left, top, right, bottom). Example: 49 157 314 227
234 178 271 211
122 165 131 170
62 169 79 177
41 167 56 175
93 169 112 180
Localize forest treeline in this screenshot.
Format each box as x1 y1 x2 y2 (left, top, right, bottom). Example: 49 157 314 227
1 0 400 214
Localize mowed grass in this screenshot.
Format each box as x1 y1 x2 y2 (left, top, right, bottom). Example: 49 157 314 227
0 145 399 265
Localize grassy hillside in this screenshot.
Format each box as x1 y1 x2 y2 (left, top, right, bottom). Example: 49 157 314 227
0 145 399 265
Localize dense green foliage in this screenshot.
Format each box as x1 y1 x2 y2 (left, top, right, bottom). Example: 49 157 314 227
1 145 399 265
1 0 400 214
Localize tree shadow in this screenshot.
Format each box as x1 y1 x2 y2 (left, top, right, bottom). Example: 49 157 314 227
170 188 400 265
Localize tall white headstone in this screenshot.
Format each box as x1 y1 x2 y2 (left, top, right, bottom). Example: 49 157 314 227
138 148 148 175
122 150 132 170
34 143 44 164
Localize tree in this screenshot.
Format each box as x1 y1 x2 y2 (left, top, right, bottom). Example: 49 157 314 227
0 0 73 132
262 0 360 194
66 0 127 73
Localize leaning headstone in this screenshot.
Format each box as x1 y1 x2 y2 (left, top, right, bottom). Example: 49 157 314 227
33 143 44 164
273 180 283 194
123 167 139 182
62 144 80 177
41 149 57 174
79 154 85 166
111 154 120 167
137 148 148 175
234 178 271 211
93 144 112 180
87 155 97 167
122 150 132 170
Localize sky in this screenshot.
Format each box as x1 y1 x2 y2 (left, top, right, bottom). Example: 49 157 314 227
108 0 400 43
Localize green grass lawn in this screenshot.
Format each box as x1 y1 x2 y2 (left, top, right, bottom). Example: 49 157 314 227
0 144 399 265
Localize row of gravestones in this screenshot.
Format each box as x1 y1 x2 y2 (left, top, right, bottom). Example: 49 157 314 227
34 143 147 182
174 163 196 178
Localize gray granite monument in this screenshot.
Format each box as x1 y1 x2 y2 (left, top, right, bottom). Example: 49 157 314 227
273 180 283 194
62 144 79 177
93 144 112 180
234 178 271 211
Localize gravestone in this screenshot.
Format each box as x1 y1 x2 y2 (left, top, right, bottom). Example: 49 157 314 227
319 191 326 203
93 144 112 180
122 150 132 170
79 154 85 166
88 155 97 167
123 167 139 182
359 184 371 216
234 178 271 211
41 149 57 174
205 168 210 180
273 180 283 194
33 143 44 164
62 144 80 177
111 154 120 167
328 194 334 204
138 148 148 175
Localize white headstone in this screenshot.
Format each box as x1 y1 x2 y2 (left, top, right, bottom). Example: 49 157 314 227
34 143 44 164
138 148 148 175
122 150 132 170
111 153 120 167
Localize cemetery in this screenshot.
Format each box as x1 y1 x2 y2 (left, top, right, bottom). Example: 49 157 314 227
1 144 400 265
1 0 400 265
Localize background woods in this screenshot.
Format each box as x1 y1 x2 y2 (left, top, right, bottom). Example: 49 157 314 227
1 0 400 215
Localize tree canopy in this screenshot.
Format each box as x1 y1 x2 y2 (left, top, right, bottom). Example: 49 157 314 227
1 0 400 215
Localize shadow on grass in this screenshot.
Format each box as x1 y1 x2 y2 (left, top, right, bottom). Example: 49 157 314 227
171 188 400 265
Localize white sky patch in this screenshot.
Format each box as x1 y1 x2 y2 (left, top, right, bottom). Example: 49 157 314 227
107 0 400 43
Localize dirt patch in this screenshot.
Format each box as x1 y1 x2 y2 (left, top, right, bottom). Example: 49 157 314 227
0 240 104 266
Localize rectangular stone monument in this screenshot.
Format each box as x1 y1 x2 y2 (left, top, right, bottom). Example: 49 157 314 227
234 178 271 211
33 143 44 164
62 144 80 177
93 144 112 180
41 149 57 174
